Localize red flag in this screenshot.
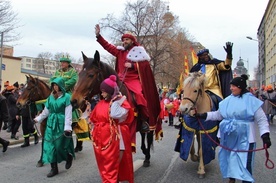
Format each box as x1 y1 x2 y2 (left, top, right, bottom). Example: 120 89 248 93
191 47 198 66
184 54 189 75
177 53 189 94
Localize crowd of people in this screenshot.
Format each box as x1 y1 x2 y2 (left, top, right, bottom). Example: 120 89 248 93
0 81 29 147
0 24 160 182
0 28 274 183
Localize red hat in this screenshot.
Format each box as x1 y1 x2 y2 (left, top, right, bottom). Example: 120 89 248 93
6 85 14 91
100 75 118 95
121 32 140 46
266 84 273 91
4 81 9 87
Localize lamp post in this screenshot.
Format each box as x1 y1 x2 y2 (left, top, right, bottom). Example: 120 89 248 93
246 36 258 42
244 59 249 76
246 36 261 87
0 32 4 85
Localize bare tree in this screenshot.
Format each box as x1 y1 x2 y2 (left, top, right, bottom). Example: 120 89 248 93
35 52 53 73
0 0 21 42
99 0 194 87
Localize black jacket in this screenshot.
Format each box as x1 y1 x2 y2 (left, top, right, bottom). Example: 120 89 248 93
0 95 9 128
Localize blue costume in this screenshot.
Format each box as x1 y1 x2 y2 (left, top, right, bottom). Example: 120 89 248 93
175 103 220 165
218 93 263 182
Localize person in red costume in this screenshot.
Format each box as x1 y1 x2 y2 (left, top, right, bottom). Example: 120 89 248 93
90 75 134 183
95 24 161 134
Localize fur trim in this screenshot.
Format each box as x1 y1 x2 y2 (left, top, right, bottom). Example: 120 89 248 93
116 45 125 50
127 46 150 62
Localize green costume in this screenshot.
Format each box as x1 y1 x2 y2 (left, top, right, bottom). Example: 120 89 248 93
50 67 78 94
35 77 75 164
51 57 90 142
50 59 79 123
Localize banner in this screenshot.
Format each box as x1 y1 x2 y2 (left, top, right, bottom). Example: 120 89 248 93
177 53 189 94
191 47 198 66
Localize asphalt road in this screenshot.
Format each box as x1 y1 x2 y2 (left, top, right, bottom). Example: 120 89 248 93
1 118 276 183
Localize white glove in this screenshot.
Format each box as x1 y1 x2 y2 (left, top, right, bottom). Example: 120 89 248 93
117 96 126 105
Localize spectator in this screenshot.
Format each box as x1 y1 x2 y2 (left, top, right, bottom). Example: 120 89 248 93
0 85 10 152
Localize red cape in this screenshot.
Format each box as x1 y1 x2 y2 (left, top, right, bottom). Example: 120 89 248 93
136 61 162 139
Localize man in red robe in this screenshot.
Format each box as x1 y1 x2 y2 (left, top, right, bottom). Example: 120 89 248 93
95 24 161 149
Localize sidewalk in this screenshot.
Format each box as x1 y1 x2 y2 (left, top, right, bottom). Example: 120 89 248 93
0 123 41 147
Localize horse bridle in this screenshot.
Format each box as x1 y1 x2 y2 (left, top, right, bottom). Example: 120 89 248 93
84 67 104 100
182 88 202 108
25 79 45 105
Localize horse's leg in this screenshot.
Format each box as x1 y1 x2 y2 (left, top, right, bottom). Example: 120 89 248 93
197 133 205 178
190 135 198 162
144 131 153 167
37 120 46 167
140 131 153 167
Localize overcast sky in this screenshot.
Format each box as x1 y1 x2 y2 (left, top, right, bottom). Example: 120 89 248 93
10 0 269 78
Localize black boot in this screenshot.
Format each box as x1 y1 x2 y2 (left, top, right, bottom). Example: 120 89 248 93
34 132 39 144
65 153 73 169
21 137 30 148
47 162 58 177
11 134 19 140
0 138 10 152
2 122 8 130
74 140 83 152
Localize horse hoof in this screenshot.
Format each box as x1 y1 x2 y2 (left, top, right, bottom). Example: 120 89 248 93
36 160 44 167
143 160 150 167
198 174 205 179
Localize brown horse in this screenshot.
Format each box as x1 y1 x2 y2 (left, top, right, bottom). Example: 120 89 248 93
71 50 161 167
17 74 51 167
176 72 219 178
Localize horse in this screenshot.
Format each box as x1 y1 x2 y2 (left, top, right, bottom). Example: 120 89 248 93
17 74 51 167
175 71 219 178
71 50 162 167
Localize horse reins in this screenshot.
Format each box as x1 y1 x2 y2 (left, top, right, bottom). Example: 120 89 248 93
182 89 202 109
27 103 41 137
193 108 274 169
119 67 128 90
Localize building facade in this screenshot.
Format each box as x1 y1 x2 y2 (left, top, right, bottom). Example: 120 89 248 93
258 0 276 88
0 46 83 88
21 56 59 75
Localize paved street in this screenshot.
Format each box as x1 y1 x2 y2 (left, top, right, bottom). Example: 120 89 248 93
1 118 276 183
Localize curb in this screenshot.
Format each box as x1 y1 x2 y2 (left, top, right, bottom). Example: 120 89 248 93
0 136 36 147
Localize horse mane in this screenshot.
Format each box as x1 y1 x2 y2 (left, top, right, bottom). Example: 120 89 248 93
83 55 120 84
184 72 206 89
34 78 51 90
99 61 118 77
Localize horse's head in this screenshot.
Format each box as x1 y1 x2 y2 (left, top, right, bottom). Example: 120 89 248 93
71 50 116 111
179 72 206 114
17 75 51 108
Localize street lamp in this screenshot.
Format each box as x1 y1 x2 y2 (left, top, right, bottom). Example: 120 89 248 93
246 36 258 42
0 32 4 85
246 36 261 87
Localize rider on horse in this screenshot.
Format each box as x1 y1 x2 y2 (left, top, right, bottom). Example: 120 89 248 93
190 42 234 102
95 24 160 135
